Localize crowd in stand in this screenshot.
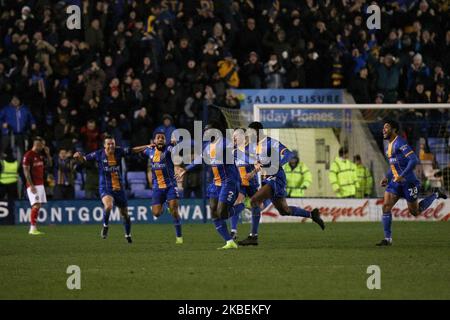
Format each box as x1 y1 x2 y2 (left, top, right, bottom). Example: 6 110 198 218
0 0 449 200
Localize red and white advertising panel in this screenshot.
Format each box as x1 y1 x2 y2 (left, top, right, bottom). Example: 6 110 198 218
258 199 450 223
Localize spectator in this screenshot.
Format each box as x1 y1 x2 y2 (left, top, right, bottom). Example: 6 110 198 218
83 61 106 103
283 152 312 198
304 48 323 88
131 107 153 147
155 77 182 120
80 120 100 152
286 53 306 89
53 148 76 200
236 18 262 61
0 96 36 156
264 53 286 88
408 82 429 103
350 67 371 103
329 147 358 198
369 53 403 103
0 147 19 202
353 155 374 198
54 116 76 151
406 53 431 92
240 52 264 89
218 52 240 88
154 114 176 143
430 81 447 103
84 18 105 53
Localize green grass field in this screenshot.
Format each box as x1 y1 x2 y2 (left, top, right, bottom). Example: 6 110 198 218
0 222 449 300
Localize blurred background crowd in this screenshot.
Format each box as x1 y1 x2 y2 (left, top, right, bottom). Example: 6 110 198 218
0 0 449 201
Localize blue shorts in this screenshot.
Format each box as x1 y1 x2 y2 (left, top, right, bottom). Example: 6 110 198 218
262 175 287 199
386 180 421 203
207 183 239 206
152 186 179 205
100 189 128 208
239 184 258 198
219 182 240 206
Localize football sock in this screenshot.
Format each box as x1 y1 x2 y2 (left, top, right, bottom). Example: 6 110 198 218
123 216 131 236
382 212 392 240
289 206 311 218
251 206 261 236
103 208 111 227
419 192 438 212
213 218 232 241
30 207 39 226
231 203 245 231
173 216 182 237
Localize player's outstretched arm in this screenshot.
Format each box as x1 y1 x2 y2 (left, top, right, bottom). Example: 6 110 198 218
279 148 294 167
131 144 152 154
174 167 187 183
73 152 86 162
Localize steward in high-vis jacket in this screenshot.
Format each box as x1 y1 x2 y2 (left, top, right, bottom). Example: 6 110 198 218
329 147 359 198
283 151 312 197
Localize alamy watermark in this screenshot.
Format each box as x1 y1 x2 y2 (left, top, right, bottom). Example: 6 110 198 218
366 4 381 30
66 265 81 290
366 265 381 290
66 3 381 31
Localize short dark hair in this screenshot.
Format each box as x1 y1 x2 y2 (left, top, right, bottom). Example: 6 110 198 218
103 133 114 142
339 147 348 157
33 136 44 143
248 121 263 131
384 119 400 133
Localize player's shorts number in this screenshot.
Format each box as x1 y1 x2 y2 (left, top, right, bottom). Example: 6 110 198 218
408 186 418 199
227 191 234 202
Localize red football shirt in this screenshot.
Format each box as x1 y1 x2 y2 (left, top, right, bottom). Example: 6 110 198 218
22 150 45 187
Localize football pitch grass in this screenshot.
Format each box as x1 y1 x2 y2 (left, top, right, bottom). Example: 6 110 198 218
1 222 449 300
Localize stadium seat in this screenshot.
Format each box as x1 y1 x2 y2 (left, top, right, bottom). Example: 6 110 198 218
131 183 146 191
127 171 147 183
133 189 152 199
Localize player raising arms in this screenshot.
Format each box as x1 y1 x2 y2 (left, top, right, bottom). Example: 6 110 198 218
23 136 52 235
177 121 240 250
377 120 447 246
137 129 183 244
74 134 144 243
238 122 325 246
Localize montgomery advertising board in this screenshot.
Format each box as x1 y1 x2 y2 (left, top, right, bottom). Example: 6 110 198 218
1 198 448 225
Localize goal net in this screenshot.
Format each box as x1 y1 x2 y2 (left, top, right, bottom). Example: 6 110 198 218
217 103 450 198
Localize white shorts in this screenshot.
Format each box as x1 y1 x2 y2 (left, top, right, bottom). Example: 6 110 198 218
27 185 47 206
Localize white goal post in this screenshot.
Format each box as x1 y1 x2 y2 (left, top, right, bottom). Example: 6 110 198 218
252 103 450 198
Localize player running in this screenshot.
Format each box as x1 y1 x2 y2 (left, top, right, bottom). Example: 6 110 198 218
23 136 52 235
137 129 183 244
74 134 143 243
229 128 269 240
238 122 325 246
377 120 447 246
177 121 240 250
